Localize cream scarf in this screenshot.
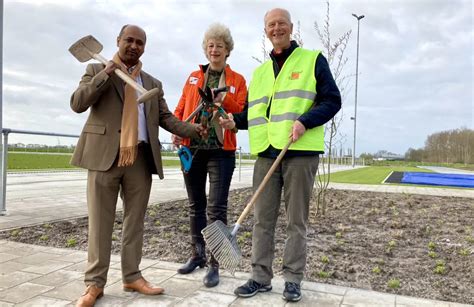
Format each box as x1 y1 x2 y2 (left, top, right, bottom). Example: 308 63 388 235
112 53 142 167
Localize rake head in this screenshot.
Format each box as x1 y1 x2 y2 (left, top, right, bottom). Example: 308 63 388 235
202 220 241 275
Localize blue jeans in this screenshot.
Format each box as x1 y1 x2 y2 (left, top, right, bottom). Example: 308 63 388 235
183 149 235 244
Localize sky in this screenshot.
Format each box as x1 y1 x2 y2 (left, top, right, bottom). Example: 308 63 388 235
2 0 473 156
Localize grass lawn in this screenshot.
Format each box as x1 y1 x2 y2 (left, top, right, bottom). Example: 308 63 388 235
8 153 182 170
321 166 433 184
8 153 76 170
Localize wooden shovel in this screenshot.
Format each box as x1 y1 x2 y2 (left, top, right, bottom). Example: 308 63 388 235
69 35 159 103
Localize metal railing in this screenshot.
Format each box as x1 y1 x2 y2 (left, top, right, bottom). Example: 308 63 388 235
0 128 80 215
0 127 363 216
0 128 250 215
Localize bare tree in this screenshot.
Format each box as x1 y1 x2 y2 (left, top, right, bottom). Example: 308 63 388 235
410 127 474 164
251 31 270 64
314 1 352 215
418 127 474 164
292 21 305 47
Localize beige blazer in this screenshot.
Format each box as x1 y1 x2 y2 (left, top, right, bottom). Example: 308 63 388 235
71 63 197 179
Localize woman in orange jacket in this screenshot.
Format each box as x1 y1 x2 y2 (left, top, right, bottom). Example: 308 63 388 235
172 23 247 287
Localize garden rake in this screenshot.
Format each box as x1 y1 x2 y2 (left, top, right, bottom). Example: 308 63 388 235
202 138 293 275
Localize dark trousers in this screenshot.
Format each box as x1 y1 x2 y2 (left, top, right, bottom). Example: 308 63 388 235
183 149 235 244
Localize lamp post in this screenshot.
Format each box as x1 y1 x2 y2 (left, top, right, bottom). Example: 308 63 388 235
0 0 4 215
351 13 364 168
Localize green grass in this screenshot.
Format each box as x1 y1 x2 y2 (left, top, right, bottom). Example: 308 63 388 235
162 160 183 168
9 147 74 154
368 160 474 171
8 153 76 170
320 166 433 185
456 165 474 171
8 152 182 170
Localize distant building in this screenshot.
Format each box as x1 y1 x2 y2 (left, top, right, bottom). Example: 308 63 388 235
374 150 404 161
26 144 47 148
375 154 404 161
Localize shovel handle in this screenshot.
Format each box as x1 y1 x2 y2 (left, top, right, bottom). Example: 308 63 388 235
235 138 293 225
91 53 156 102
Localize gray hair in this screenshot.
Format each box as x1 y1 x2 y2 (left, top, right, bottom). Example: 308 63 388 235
264 8 292 24
202 23 234 57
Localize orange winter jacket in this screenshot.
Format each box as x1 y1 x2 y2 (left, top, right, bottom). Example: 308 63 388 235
174 64 247 151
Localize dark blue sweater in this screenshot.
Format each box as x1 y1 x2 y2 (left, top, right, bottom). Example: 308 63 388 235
233 41 341 158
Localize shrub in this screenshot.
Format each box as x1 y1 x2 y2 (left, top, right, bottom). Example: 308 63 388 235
388 279 400 289
318 271 331 278
66 238 77 247
433 260 446 275
10 229 21 237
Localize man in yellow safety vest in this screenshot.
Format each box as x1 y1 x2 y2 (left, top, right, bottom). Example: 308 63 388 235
220 7 341 302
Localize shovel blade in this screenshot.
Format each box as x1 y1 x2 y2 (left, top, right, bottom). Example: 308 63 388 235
69 35 103 62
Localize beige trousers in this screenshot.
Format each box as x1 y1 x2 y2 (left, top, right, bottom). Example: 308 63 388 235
85 144 153 287
251 155 319 285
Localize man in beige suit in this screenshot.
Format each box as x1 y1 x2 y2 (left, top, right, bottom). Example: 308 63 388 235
71 25 204 307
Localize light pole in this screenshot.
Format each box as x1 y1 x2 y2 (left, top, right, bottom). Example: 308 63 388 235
351 13 364 168
0 0 4 215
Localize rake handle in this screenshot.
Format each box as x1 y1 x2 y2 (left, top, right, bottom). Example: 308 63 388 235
235 138 293 225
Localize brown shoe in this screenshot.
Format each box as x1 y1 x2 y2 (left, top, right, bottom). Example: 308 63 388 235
123 277 164 295
76 285 103 307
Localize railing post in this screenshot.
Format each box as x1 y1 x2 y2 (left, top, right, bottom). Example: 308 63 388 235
0 0 4 216
0 130 8 215
238 146 242 182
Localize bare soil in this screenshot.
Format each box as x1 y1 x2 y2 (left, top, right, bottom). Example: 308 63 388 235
1 188 473 304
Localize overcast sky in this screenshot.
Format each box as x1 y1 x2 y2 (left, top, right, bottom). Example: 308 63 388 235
2 0 473 155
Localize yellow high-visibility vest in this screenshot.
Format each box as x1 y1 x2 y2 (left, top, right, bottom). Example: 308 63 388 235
248 48 324 154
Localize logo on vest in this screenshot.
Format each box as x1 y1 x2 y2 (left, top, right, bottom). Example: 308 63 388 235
289 71 302 80
189 77 199 85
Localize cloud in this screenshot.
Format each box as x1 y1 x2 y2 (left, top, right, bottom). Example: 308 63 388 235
2 0 473 155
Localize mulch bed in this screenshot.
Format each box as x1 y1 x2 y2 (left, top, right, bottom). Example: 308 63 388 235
1 188 473 304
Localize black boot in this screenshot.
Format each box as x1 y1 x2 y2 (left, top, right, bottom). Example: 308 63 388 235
203 254 219 287
177 242 206 274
